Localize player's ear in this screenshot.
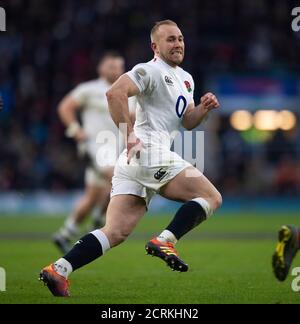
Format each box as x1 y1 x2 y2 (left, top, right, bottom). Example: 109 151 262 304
151 42 158 54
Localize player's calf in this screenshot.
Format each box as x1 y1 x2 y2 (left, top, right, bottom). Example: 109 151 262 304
101 228 130 247
164 198 214 241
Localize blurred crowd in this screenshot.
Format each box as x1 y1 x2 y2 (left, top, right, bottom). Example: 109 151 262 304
0 0 299 195
211 116 300 197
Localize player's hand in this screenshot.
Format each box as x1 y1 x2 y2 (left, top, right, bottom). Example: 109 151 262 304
200 92 220 112
127 133 143 165
74 129 88 142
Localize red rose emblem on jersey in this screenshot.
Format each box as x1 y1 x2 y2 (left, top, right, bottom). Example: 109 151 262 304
184 81 192 93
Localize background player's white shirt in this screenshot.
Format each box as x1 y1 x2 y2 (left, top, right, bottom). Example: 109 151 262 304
70 78 136 167
126 57 194 149
71 78 134 138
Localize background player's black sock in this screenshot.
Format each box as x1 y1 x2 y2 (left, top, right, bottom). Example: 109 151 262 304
63 233 103 271
166 201 207 240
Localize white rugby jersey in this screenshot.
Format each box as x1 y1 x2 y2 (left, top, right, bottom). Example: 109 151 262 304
71 78 135 139
126 56 194 148
70 78 137 162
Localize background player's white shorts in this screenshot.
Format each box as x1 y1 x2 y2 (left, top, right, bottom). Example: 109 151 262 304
111 148 192 206
85 167 108 187
84 142 117 187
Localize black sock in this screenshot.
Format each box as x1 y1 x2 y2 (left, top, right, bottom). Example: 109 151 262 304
63 233 103 271
166 201 207 240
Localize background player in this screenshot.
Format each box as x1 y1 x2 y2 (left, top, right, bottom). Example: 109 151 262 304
53 52 135 253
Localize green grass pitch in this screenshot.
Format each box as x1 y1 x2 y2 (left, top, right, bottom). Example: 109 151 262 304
0 212 299 304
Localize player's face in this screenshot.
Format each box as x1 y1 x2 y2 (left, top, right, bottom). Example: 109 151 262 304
153 25 185 67
99 57 125 84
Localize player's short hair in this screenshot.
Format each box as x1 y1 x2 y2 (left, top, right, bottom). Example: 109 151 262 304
99 51 123 64
150 20 178 42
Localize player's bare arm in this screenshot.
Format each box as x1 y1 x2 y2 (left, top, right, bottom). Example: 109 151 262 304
182 92 220 130
58 95 87 142
106 74 142 164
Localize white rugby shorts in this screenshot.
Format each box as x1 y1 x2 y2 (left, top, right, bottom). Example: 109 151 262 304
111 147 192 206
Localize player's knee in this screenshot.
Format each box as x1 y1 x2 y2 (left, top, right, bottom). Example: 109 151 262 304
213 192 223 211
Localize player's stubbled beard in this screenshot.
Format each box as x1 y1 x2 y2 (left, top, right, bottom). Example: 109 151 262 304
170 50 184 65
165 48 184 66
166 38 184 65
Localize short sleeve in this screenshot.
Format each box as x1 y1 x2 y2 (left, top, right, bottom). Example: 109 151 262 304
186 75 195 105
126 64 154 93
70 84 87 106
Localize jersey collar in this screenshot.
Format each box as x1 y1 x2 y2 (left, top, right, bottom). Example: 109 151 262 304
153 56 178 70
